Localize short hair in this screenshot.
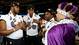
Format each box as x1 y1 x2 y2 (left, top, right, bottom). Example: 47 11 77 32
10 1 20 7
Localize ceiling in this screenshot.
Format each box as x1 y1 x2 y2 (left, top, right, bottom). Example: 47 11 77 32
0 0 79 7
0 0 79 14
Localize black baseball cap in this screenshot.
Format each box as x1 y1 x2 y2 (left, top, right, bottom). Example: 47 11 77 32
44 9 55 15
27 5 35 10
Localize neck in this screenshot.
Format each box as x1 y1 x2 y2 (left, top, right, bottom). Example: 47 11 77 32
50 16 53 19
29 15 33 18
29 14 33 18
49 16 53 21
12 12 16 16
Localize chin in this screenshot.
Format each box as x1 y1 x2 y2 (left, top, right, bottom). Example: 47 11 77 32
16 12 19 14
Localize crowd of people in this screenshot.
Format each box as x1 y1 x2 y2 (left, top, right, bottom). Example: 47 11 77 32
0 1 79 45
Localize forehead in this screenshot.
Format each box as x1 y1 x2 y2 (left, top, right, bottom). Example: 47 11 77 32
28 8 34 11
45 12 51 14
13 5 20 8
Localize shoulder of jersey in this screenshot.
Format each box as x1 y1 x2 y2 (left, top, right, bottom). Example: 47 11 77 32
34 14 40 19
17 15 22 17
23 15 28 18
0 15 8 19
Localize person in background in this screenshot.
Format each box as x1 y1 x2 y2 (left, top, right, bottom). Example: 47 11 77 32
23 5 41 45
75 15 79 40
0 15 5 45
0 1 24 45
38 14 47 45
40 9 57 45
47 2 78 45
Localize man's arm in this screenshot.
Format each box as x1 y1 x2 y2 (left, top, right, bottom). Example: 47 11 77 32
0 19 16 36
0 29 16 36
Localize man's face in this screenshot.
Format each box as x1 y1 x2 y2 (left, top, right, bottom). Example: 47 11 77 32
56 12 65 21
28 8 34 16
44 12 52 21
13 6 20 14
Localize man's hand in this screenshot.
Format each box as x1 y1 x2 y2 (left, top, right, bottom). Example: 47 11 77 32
0 29 17 36
33 19 38 23
14 22 22 30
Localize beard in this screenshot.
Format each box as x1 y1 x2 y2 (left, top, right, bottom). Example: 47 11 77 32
13 8 19 14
